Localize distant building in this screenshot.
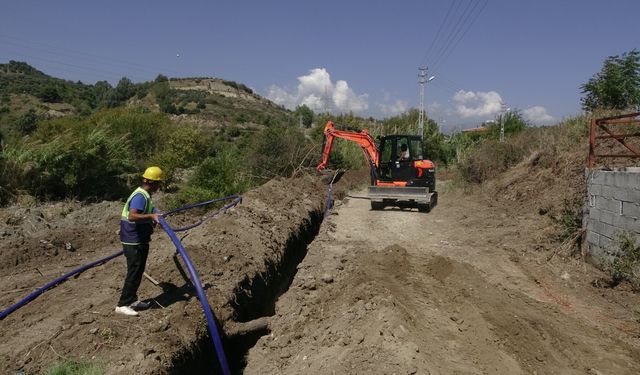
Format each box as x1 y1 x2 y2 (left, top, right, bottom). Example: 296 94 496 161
461 126 488 133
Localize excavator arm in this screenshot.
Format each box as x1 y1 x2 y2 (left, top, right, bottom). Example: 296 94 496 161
316 121 379 171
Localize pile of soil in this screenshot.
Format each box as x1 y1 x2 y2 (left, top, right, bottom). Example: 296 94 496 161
0 169 364 374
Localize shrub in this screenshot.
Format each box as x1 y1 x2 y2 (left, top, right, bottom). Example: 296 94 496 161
608 232 640 289
244 124 309 182
15 109 39 134
0 153 19 205
38 84 63 103
550 197 584 243
17 128 133 200
90 108 169 161
151 125 212 176
457 140 526 183
45 359 105 375
167 147 248 209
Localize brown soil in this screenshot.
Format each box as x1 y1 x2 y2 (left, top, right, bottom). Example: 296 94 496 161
0 170 364 374
244 186 640 374
2 166 640 374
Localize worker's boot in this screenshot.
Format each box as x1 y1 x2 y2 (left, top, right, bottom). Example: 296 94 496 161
130 300 151 310
115 305 139 316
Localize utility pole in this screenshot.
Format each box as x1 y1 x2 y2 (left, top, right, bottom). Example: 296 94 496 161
417 67 435 141
322 86 331 113
499 103 509 143
418 67 427 140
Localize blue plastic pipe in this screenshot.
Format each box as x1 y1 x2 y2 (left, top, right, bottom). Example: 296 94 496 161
163 194 240 217
1 195 239 374
0 250 124 320
158 216 231 375
325 170 342 217
324 183 333 218
171 196 242 232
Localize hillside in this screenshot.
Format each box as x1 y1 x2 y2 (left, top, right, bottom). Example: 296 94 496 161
0 61 306 207
0 61 293 133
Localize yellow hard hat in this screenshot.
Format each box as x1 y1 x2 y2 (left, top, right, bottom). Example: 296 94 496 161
142 166 164 181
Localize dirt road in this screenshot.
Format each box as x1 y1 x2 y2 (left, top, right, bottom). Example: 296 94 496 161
245 187 640 374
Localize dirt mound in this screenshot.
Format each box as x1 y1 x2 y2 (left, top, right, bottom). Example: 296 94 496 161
0 170 364 374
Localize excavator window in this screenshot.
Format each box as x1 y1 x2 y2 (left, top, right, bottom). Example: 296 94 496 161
409 139 423 160
380 138 394 179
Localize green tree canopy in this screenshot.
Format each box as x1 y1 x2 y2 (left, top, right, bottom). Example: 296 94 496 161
486 110 528 139
581 50 640 111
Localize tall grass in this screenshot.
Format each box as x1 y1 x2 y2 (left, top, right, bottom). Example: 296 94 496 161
607 232 640 289
455 114 591 184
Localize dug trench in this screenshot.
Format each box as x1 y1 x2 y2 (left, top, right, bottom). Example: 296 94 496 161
169 209 324 374
0 170 366 375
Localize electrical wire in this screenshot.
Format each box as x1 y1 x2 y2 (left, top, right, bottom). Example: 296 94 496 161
420 0 459 67
418 0 489 94
430 0 488 72
0 33 182 82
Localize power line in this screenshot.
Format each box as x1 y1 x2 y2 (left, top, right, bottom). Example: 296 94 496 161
417 0 489 110
0 49 136 82
419 0 459 67
431 0 488 72
0 33 182 82
425 0 473 68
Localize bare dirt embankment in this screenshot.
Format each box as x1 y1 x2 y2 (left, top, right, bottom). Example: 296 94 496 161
244 185 640 374
0 170 364 374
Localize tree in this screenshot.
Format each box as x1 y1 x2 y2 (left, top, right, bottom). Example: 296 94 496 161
16 109 39 134
37 84 62 103
581 50 640 111
92 80 114 108
294 104 314 128
114 77 135 103
487 110 528 139
154 74 169 83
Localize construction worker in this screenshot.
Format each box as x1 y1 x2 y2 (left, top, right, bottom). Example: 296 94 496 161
115 166 163 316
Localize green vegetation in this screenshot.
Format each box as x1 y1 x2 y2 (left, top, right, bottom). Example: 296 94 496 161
44 359 105 375
0 61 307 207
294 104 314 128
0 105 308 206
608 232 640 289
581 49 640 111
454 113 589 184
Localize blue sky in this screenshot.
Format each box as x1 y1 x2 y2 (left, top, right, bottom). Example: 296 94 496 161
1 0 639 132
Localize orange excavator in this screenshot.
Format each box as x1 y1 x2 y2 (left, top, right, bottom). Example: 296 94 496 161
317 121 437 212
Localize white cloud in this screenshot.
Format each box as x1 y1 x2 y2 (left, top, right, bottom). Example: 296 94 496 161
377 99 408 116
523 106 554 124
267 68 368 113
453 90 503 118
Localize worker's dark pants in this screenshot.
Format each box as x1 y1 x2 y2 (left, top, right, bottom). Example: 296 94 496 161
117 243 149 307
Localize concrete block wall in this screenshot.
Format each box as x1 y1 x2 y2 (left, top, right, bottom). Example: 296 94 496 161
585 168 640 265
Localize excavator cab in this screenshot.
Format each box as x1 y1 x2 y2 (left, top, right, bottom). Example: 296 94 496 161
377 135 435 193
379 135 422 181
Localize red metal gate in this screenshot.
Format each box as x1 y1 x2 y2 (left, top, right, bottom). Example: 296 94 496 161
588 112 640 168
